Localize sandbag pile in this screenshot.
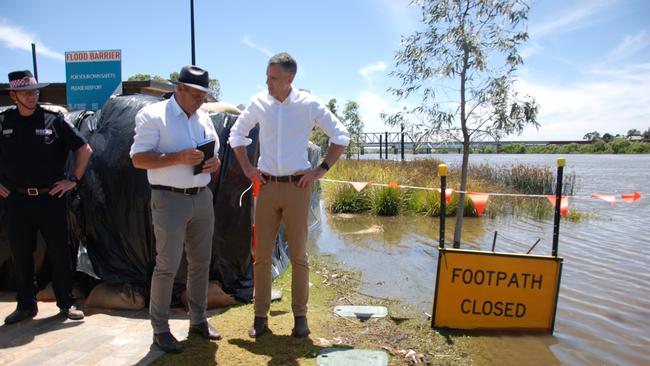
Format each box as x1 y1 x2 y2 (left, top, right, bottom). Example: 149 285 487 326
0 94 321 310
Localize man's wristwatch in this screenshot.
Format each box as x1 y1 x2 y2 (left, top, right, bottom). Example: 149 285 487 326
68 175 80 184
319 161 330 171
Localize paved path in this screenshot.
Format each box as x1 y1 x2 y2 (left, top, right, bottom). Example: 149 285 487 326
0 292 193 366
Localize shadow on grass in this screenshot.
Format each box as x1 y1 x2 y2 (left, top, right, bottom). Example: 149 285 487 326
229 334 349 366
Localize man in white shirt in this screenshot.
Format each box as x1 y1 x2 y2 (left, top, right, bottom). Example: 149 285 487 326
130 65 222 353
229 52 349 338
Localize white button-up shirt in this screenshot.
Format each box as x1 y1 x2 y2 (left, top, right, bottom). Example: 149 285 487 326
129 96 219 188
229 89 349 176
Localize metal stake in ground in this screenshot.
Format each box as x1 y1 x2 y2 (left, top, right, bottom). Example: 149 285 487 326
552 158 565 257
439 164 447 248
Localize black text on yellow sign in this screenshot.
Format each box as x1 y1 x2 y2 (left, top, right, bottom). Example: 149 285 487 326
433 248 563 332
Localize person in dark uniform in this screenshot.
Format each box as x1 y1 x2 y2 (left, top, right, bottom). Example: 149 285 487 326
0 70 93 324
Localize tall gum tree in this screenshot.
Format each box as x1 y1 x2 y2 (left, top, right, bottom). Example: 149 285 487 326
383 0 539 246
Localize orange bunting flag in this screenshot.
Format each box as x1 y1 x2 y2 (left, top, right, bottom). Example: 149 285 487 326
591 194 616 205
437 188 454 204
388 181 399 189
621 191 641 203
467 192 490 216
546 196 569 219
350 181 370 192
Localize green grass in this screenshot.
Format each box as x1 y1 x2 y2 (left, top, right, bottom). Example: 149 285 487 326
152 258 480 366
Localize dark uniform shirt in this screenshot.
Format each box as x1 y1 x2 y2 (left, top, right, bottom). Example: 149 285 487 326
0 106 86 189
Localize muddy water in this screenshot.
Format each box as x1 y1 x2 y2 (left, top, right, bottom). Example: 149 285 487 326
309 154 650 365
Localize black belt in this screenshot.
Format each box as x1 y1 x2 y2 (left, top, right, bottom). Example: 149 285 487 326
262 174 303 183
15 187 51 196
151 185 206 195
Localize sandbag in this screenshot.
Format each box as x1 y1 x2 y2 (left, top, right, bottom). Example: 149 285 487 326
85 282 145 310
201 101 241 115
180 281 238 310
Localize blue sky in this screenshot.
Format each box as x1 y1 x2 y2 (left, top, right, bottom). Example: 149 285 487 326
1 0 648 140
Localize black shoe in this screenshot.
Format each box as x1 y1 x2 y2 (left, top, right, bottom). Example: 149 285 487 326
59 305 84 320
190 321 222 340
292 316 310 338
4 305 38 325
248 316 269 338
153 332 184 353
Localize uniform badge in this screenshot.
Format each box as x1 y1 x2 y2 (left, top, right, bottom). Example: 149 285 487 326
2 129 13 136
35 128 53 136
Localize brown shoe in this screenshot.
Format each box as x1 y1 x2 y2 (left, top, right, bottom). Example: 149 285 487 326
153 332 183 353
248 316 270 338
291 316 310 338
4 305 38 324
59 305 84 320
190 321 222 340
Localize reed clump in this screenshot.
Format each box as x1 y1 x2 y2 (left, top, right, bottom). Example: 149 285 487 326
322 159 580 219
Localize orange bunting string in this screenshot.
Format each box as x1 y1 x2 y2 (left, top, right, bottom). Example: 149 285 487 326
350 181 370 192
467 192 490 216
437 188 454 204
388 181 399 189
591 194 616 205
621 191 641 203
546 196 569 219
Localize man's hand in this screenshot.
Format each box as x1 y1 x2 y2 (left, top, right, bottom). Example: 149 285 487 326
0 183 10 198
49 179 77 198
202 156 221 174
177 148 204 165
295 167 327 188
243 166 266 185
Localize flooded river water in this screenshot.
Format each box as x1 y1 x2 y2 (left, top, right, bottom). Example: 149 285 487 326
309 154 649 365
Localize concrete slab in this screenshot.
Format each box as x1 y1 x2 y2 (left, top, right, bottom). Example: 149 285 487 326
317 348 388 366
333 305 388 319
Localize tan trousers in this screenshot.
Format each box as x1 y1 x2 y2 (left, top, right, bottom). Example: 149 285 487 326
254 181 311 317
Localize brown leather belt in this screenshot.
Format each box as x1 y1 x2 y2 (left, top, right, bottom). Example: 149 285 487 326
262 174 303 183
150 185 206 195
15 187 51 196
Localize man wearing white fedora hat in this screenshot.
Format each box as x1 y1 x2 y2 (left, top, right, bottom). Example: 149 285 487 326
0 70 93 324
130 65 222 353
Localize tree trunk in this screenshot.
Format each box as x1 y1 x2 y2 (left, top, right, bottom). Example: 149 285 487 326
453 44 471 248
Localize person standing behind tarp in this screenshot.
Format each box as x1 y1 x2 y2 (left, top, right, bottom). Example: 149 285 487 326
229 52 349 338
130 65 222 354
0 70 92 324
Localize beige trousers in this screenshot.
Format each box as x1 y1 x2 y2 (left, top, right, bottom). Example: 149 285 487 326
254 181 311 317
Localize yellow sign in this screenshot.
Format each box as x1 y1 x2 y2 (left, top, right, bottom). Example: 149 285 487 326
433 248 562 332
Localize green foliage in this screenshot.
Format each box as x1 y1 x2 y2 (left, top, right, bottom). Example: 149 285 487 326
341 101 364 159
372 188 401 216
583 131 601 141
127 73 168 83
329 185 371 213
610 139 631 153
492 140 649 154
128 71 221 101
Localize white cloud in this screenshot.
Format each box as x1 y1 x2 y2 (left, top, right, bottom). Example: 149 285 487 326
242 35 272 57
515 63 650 140
357 90 408 132
595 30 650 68
529 0 613 38
359 61 387 84
0 19 64 61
